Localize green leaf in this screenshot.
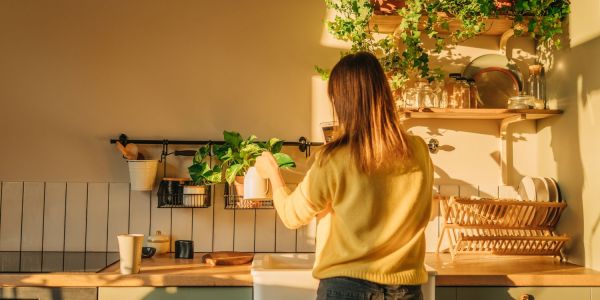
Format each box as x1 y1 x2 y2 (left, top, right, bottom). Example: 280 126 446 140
193 145 210 164
268 138 284 153
188 163 209 184
225 163 244 184
240 143 262 160
223 131 243 149
273 153 296 169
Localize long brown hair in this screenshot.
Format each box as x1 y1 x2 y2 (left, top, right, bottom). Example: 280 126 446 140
321 52 410 173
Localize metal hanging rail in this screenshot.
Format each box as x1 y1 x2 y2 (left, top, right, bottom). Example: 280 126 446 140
109 133 323 156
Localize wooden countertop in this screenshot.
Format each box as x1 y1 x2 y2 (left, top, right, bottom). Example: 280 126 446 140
426 253 600 286
0 253 252 287
1 253 599 287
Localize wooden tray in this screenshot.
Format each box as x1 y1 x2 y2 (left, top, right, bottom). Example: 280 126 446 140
201 252 254 266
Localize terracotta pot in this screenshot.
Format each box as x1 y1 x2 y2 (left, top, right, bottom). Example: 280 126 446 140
233 176 244 197
371 0 406 15
494 0 513 9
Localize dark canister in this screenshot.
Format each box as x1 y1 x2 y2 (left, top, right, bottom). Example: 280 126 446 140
157 178 190 207
174 240 194 259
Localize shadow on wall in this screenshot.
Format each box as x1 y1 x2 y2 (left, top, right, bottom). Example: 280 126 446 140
538 22 600 267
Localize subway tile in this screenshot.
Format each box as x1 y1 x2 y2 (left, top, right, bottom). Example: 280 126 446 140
0 182 24 251
43 183 66 251
64 183 88 252
107 183 130 252
21 182 45 251
233 209 255 252
254 209 276 252
86 183 109 252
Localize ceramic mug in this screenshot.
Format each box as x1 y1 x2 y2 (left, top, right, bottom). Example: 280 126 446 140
243 167 271 200
117 234 144 275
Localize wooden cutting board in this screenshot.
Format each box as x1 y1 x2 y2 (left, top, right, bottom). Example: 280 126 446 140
201 252 254 266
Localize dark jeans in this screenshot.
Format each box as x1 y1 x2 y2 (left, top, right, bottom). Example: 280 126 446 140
317 277 423 300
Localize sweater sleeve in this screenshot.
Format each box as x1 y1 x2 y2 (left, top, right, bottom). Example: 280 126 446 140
272 163 334 229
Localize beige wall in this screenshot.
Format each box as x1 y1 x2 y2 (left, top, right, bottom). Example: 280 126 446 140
536 0 600 269
0 0 340 181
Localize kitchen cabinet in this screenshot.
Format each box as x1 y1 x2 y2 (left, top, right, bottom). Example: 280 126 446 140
98 287 252 300
436 287 457 300
437 287 594 300
0 287 97 300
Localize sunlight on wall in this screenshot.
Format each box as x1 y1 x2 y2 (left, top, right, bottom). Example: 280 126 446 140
569 0 600 47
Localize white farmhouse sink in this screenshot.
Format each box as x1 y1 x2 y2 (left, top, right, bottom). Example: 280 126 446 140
252 253 436 300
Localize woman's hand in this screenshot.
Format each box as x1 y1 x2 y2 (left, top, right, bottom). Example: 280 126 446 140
255 152 285 189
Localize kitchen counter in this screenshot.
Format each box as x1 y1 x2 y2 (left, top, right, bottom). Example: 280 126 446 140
426 253 600 286
1 253 599 287
0 253 252 287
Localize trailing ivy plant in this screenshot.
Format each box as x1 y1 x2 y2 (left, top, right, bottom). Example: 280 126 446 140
214 131 296 184
512 0 570 48
318 0 569 87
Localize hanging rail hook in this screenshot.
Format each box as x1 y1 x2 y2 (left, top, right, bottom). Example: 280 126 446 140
159 139 169 163
298 136 311 158
118 133 129 146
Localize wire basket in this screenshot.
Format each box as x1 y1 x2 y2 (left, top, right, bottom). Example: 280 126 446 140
157 183 212 208
224 183 274 209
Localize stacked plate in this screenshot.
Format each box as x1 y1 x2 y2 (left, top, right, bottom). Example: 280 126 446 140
517 176 562 202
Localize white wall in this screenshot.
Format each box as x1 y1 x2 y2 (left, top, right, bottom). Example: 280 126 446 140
536 0 600 269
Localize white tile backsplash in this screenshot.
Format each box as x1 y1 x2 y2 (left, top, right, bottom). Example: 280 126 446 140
0 180 508 254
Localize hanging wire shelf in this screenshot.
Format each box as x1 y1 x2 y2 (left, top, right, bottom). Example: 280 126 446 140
157 181 212 208
224 183 274 209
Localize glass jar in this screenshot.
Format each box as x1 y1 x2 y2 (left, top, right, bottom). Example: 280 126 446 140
508 92 535 109
455 77 471 108
409 80 436 108
528 64 546 109
443 73 461 108
467 79 482 108
431 80 444 108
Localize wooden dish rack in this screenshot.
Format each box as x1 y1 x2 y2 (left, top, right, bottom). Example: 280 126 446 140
436 196 569 260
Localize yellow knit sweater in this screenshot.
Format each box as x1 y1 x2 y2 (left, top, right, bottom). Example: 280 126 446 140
273 135 433 285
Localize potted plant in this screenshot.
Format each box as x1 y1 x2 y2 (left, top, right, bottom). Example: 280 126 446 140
185 145 222 206
214 131 296 197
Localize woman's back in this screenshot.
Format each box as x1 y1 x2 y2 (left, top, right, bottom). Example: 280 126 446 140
304 134 433 285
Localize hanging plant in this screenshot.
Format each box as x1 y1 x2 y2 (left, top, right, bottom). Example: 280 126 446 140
317 0 569 88
512 0 570 48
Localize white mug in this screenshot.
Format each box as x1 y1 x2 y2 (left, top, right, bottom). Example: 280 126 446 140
243 167 271 200
117 234 144 275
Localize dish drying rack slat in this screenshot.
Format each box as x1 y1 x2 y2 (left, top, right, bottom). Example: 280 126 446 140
437 196 569 260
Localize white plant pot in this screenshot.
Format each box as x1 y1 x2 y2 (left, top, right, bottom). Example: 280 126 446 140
128 160 159 191
243 167 271 200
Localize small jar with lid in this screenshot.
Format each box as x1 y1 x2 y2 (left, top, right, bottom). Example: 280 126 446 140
444 73 461 108
147 230 170 254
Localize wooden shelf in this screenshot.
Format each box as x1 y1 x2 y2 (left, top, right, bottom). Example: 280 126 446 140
370 15 515 35
399 108 562 121
370 14 519 50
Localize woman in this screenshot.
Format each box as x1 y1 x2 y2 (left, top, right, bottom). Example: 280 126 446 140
255 52 433 300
